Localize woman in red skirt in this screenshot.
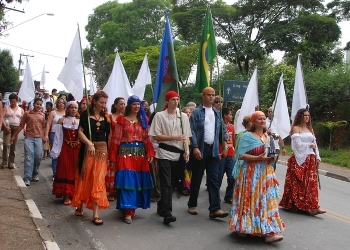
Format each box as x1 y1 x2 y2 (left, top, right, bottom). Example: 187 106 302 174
279 108 326 215
106 97 125 201
51 101 80 205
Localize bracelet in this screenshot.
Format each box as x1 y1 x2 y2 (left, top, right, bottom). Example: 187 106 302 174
88 143 94 147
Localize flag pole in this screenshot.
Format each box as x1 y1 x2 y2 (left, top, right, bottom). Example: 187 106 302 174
77 23 92 141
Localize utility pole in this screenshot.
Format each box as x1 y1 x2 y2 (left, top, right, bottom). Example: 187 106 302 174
18 54 34 74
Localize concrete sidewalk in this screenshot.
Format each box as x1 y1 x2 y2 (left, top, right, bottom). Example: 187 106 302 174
0 137 59 250
1 135 349 250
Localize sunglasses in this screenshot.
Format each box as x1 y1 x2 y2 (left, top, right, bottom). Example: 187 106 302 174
214 101 222 104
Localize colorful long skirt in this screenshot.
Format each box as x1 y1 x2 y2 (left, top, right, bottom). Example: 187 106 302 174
279 154 320 212
71 142 109 210
229 161 285 235
115 142 153 210
52 130 80 198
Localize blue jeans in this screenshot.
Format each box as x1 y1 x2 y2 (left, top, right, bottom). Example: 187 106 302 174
218 156 235 200
49 132 57 174
188 144 221 214
23 137 42 182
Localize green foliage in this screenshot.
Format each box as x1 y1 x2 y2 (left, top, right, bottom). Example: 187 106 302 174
327 0 350 22
318 120 347 150
84 0 170 87
0 49 20 94
260 62 295 113
318 147 350 168
172 0 342 74
304 63 350 121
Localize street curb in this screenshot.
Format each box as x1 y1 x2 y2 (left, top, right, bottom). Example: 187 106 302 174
278 160 350 183
11 168 60 250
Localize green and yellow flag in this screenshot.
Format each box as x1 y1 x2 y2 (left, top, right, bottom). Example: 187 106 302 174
194 7 217 93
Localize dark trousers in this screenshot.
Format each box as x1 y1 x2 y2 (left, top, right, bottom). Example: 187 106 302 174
157 159 179 217
218 156 235 200
188 144 221 214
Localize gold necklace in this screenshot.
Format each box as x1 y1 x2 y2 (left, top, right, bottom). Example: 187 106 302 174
94 113 101 132
256 132 265 142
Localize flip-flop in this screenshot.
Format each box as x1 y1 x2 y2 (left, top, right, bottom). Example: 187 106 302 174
64 200 71 206
124 218 132 224
92 217 103 225
75 208 84 216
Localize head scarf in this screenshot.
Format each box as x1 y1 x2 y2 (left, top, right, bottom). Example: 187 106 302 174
127 95 148 129
251 111 265 123
163 91 179 110
65 101 78 111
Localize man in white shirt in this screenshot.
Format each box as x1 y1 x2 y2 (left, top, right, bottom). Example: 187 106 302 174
266 107 286 170
41 91 54 112
149 91 191 224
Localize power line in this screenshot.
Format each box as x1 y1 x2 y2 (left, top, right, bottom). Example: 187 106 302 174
0 42 65 59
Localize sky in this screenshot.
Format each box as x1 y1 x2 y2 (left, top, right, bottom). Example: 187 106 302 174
1 0 349 95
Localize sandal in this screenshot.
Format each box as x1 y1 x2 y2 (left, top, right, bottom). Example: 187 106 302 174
64 199 71 206
9 163 15 169
92 217 103 225
107 196 115 201
42 157 47 160
124 218 132 224
75 208 84 216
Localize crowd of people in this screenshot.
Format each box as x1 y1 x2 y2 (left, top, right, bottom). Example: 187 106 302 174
0 87 326 243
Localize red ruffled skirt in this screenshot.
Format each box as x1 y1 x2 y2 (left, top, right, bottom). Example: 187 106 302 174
279 154 320 212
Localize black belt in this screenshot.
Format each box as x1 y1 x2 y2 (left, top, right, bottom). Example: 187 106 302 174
204 143 213 147
159 143 184 154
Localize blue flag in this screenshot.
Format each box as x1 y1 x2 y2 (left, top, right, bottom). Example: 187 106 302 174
153 13 179 112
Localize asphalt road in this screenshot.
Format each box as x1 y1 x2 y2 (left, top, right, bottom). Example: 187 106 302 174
13 134 350 250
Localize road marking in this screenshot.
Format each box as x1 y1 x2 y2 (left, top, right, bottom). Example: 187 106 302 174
326 210 350 224
25 199 43 219
44 241 60 250
14 175 27 188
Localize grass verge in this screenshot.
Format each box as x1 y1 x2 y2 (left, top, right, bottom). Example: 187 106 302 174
284 146 350 168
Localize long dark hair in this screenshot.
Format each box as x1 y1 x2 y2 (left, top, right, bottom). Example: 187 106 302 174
111 97 124 114
124 102 141 124
290 108 313 134
89 90 110 123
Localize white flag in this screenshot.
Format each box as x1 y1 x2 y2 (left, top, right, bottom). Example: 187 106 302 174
235 67 259 133
133 53 152 100
103 52 133 113
291 54 307 122
271 74 291 139
18 59 35 102
57 29 83 101
89 74 97 96
40 65 46 89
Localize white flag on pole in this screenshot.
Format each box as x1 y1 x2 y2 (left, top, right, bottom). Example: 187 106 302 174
40 65 46 89
103 51 133 113
271 74 291 139
18 59 35 102
133 53 152 100
89 74 98 96
235 67 259 133
291 54 307 122
57 29 83 101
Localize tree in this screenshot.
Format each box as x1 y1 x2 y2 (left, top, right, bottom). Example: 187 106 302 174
318 121 347 150
0 1 22 32
84 0 170 87
0 49 20 93
172 0 342 74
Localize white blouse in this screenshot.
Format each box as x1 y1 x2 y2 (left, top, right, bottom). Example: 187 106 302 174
291 132 321 166
50 117 79 159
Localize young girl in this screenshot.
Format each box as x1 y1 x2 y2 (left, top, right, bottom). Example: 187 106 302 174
10 98 45 186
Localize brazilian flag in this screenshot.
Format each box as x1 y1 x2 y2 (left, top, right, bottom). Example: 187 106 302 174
194 7 217 93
